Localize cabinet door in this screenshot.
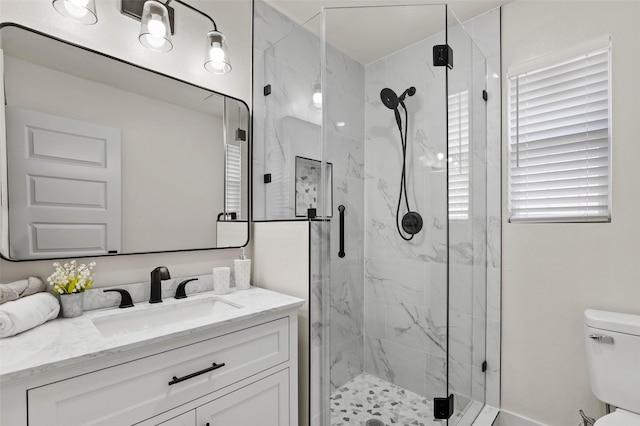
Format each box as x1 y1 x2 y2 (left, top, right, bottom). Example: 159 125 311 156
157 411 195 426
196 369 289 426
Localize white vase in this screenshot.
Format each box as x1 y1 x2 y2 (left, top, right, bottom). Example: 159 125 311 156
60 293 84 318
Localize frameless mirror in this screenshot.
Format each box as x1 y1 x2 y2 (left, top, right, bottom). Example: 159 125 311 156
0 25 250 260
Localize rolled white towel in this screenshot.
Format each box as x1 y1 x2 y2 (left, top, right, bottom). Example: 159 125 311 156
0 276 46 305
0 292 60 338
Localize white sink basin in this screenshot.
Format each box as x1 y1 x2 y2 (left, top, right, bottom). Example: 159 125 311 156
92 297 241 338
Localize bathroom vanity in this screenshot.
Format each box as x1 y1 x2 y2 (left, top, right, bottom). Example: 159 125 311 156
0 287 304 426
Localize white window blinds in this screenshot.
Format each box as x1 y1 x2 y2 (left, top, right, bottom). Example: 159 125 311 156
225 142 242 217
508 46 611 223
448 91 470 220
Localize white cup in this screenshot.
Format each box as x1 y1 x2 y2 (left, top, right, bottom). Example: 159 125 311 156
212 267 230 295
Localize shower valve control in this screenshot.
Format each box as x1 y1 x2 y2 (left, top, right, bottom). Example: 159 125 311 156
402 212 423 235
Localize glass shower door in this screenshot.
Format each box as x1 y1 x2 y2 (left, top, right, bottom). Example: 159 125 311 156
446 7 488 424
321 4 453 426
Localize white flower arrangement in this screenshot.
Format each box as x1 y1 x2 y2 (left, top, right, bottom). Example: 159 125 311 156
47 260 96 294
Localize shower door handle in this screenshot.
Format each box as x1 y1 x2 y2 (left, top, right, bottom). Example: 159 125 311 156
338 205 345 258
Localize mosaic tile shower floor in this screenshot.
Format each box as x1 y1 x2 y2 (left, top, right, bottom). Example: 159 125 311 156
330 373 443 426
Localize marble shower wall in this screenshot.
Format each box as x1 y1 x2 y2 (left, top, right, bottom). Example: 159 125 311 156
362 7 501 408
363 22 449 401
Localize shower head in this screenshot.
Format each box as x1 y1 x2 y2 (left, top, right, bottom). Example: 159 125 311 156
381 87 402 129
380 87 399 110
399 86 416 103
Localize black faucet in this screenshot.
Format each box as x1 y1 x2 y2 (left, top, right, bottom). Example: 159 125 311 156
103 289 134 308
175 278 198 299
150 266 171 304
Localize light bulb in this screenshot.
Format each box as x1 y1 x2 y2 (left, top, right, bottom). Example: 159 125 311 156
147 16 166 37
437 152 445 160
64 0 89 18
209 45 226 63
313 91 322 106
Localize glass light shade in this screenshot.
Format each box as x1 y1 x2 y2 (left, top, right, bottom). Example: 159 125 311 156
139 1 173 53
204 30 231 74
52 0 97 25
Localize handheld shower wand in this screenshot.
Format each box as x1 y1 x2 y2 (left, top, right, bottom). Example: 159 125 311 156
379 86 423 241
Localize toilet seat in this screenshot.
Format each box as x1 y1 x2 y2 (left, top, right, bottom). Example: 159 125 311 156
594 409 640 426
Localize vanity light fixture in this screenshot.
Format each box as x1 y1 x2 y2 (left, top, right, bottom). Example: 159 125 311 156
205 30 231 74
138 1 173 52
52 0 98 25
121 0 232 74
53 0 232 74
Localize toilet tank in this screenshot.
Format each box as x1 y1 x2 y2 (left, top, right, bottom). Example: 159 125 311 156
584 309 640 415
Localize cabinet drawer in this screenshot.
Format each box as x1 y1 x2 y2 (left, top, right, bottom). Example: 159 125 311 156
197 369 289 426
28 317 289 426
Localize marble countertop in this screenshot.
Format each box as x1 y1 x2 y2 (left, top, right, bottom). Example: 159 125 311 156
0 286 304 384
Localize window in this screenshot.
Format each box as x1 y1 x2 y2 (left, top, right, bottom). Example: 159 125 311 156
225 142 242 217
508 43 611 222
448 90 470 220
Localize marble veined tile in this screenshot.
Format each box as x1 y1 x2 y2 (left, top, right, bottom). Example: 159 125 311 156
331 258 364 305
331 297 364 348
330 336 364 391
364 258 426 306
385 301 446 357
364 336 426 396
253 0 297 53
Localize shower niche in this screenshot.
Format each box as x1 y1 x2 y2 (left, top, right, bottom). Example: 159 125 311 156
253 2 501 425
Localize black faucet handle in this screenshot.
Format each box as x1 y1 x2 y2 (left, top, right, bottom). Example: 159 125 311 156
175 278 198 299
103 289 135 308
152 266 171 280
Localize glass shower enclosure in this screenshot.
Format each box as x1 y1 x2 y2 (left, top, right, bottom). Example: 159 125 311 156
317 4 489 425
251 1 494 424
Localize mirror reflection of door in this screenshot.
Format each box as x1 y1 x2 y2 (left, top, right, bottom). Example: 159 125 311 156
0 25 250 260
6 107 121 259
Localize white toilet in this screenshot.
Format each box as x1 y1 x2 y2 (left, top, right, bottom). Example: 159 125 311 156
584 309 640 425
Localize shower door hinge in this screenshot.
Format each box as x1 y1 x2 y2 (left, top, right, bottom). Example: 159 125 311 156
482 360 488 372
434 394 454 419
433 44 453 69
482 90 488 101
263 84 271 96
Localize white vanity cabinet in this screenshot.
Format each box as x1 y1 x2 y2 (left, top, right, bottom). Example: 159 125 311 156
0 303 300 426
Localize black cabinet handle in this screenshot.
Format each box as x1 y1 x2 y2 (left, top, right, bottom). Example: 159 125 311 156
168 362 226 386
338 205 345 258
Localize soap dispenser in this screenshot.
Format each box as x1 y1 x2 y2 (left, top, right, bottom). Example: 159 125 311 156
234 247 251 290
